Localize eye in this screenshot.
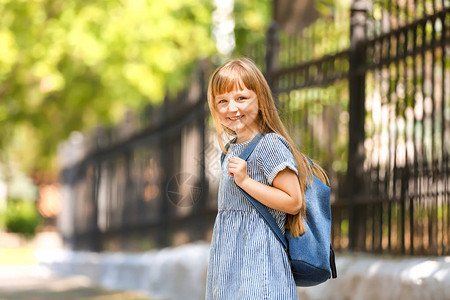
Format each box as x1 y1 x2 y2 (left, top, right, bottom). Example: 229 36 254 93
218 99 227 104
237 96 246 100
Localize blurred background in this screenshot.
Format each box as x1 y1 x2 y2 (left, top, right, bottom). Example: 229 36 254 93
0 0 449 299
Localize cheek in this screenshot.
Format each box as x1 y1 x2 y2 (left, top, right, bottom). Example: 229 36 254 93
217 109 225 118
246 103 259 116
216 110 230 125
215 107 226 116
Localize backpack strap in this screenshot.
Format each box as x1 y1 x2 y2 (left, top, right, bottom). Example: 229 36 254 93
220 138 235 166
237 186 288 251
330 246 338 278
221 132 289 251
222 135 337 277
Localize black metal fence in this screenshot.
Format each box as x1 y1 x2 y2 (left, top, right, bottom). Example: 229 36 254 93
351 2 450 255
261 1 449 255
58 70 220 251
59 1 449 255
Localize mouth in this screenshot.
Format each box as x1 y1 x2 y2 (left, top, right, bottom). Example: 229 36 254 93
228 115 244 121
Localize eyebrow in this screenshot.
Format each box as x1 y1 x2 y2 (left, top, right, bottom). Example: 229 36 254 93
215 90 248 99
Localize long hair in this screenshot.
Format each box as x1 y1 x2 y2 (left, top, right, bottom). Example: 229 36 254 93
207 57 329 237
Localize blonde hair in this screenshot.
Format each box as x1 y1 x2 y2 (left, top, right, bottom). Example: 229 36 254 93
207 57 329 237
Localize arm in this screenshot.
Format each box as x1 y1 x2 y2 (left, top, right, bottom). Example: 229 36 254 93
239 167 302 215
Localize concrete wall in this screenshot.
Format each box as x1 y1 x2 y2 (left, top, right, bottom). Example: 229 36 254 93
36 243 210 300
298 254 450 300
36 244 450 300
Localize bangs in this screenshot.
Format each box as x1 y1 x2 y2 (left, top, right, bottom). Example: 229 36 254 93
210 64 255 97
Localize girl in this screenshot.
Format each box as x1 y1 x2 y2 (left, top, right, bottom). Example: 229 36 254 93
206 58 328 299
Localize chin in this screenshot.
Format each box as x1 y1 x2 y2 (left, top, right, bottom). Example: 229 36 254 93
232 126 245 133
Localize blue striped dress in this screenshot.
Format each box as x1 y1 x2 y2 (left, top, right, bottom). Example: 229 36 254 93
206 133 299 300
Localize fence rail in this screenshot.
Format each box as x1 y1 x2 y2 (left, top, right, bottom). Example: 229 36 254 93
59 1 449 255
264 1 449 255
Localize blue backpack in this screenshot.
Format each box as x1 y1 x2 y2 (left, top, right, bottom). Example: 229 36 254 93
220 132 337 286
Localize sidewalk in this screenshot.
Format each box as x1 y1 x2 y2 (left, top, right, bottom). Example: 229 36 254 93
0 231 151 300
0 265 150 300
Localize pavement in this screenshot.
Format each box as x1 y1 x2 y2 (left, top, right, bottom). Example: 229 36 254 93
0 231 151 300
0 265 150 300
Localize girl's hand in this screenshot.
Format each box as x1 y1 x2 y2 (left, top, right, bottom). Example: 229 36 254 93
228 157 249 187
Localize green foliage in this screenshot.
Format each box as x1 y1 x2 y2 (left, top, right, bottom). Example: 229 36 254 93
2 200 42 237
0 0 215 171
278 80 349 174
233 0 271 56
278 0 351 66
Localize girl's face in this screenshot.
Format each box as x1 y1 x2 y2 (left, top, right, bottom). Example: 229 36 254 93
215 85 260 142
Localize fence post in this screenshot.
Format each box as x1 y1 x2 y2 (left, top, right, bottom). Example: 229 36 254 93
91 161 102 251
158 93 171 247
199 62 208 210
266 0 279 95
347 0 367 251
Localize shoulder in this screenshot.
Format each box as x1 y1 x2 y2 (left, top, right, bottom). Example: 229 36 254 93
255 133 298 179
254 133 294 164
257 132 291 152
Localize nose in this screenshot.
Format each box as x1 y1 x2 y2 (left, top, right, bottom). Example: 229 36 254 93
228 99 238 112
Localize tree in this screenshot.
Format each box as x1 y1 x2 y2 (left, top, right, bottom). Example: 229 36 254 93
0 0 215 171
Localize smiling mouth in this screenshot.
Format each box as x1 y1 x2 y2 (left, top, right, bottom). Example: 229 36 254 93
228 115 244 121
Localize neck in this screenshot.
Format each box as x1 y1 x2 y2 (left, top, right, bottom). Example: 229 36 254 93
235 130 261 143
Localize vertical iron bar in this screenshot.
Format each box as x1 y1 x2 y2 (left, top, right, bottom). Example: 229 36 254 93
401 30 409 254
92 162 102 252
159 94 170 247
372 202 376 251
394 28 401 253
388 0 393 31
200 65 207 211
421 0 426 18
375 49 383 252
396 0 400 28
440 12 447 255
414 0 418 20
411 24 418 255
348 0 367 251
266 0 279 96
387 34 393 253
121 151 132 250
421 20 428 254
431 16 438 255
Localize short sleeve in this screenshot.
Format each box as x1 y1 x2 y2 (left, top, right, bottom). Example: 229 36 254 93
256 133 298 185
